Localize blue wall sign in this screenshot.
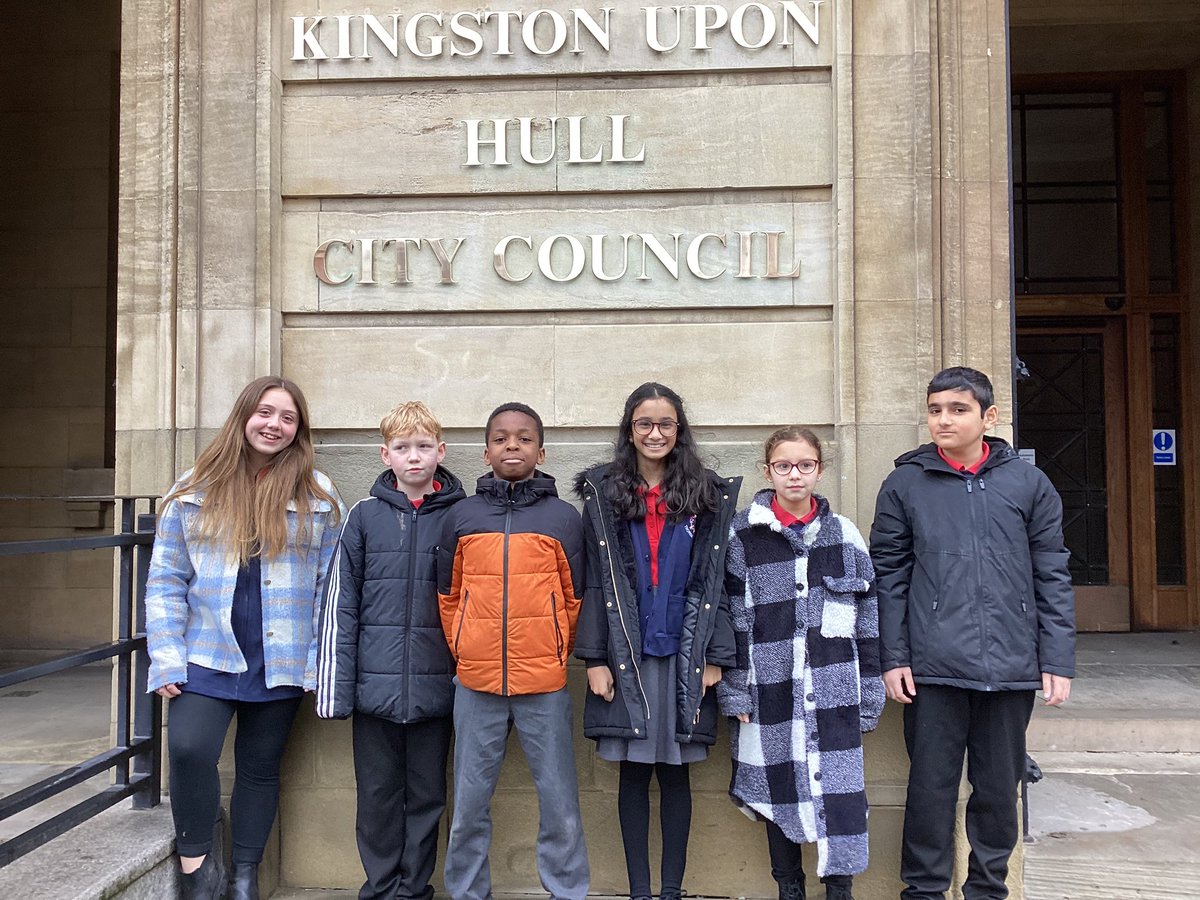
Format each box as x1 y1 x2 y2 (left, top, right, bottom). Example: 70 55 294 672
1152 429 1176 466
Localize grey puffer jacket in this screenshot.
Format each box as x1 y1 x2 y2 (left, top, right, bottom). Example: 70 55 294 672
315 466 466 722
573 464 741 745
869 437 1075 691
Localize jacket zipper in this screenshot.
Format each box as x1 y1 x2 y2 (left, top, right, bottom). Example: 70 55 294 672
502 498 513 696
454 590 471 657
586 477 650 722
966 471 995 687
403 506 418 720
551 592 564 664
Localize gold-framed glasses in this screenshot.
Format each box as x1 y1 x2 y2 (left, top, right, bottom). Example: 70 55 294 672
632 418 678 436
768 459 819 476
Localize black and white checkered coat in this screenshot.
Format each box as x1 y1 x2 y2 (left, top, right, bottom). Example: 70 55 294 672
718 489 883 877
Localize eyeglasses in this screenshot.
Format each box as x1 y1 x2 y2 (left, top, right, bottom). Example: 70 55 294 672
632 418 678 436
768 459 819 476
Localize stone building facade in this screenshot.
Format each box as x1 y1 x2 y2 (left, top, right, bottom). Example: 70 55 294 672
1 0 1198 896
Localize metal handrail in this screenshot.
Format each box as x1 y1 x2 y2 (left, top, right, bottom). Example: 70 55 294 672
0 496 162 867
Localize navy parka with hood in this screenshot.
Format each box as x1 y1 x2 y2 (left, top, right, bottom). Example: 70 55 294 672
573 464 741 745
870 436 1075 690
315 466 466 722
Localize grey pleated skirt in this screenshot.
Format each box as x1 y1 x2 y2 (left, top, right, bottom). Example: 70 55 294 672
597 654 708 765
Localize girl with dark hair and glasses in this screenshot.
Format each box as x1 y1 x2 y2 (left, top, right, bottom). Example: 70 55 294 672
573 382 741 900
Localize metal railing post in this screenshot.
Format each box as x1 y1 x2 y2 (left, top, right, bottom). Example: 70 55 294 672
0 494 162 866
131 506 161 809
114 499 135 791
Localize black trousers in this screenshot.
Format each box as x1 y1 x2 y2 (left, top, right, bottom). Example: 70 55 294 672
167 692 302 863
764 820 852 889
353 712 453 900
901 685 1035 900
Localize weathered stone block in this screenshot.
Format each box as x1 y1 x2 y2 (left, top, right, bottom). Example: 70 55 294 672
279 787 364 888
553 320 835 426
852 56 917 177
283 324 557 430
853 0 916 56
281 195 831 312
198 72 258 193
853 177 920 301
278 0 835 80
0 410 72 469
281 81 833 196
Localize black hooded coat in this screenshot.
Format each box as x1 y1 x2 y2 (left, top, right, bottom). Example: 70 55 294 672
870 437 1075 690
573 463 741 745
315 466 466 722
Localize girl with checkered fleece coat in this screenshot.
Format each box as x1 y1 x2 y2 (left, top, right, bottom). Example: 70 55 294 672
718 426 884 900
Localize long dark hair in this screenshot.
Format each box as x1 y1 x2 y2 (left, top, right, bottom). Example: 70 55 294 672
604 382 717 521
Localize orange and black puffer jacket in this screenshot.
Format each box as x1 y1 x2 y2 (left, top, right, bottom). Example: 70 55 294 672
437 471 584 696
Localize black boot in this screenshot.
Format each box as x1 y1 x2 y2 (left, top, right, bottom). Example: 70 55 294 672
778 875 806 900
229 863 259 900
822 877 854 900
180 853 225 900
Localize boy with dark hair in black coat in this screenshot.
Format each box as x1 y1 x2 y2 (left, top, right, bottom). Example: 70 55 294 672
870 366 1075 900
315 401 466 900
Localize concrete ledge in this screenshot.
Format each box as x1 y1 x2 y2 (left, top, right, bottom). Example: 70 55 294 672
1031 750 1200 775
0 801 178 900
1028 708 1200 753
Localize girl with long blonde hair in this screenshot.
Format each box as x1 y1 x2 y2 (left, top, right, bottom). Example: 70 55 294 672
145 377 343 900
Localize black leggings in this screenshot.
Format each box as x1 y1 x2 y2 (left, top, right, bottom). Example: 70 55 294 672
765 820 853 889
167 692 302 863
618 761 692 897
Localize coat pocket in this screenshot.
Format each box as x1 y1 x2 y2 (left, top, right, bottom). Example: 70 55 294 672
454 590 471 658
819 576 864 638
550 592 565 665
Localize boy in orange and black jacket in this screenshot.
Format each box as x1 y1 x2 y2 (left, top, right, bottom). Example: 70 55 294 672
437 401 589 900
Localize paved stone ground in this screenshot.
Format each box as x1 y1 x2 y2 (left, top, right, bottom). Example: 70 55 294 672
0 666 113 845
2 635 1198 899
1023 632 1200 900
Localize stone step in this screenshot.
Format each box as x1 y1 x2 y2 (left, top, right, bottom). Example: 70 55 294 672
1026 857 1198 900
1027 707 1200 753
1029 750 1200 775
0 802 177 900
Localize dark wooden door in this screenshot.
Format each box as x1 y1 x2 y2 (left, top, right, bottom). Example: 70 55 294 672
1016 321 1130 630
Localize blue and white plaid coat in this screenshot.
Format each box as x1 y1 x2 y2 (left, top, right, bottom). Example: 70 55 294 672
145 470 344 692
718 490 884 877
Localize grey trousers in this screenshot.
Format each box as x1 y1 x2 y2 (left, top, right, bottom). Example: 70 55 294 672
444 682 590 900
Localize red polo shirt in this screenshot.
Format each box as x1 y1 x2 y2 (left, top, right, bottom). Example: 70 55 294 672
937 441 990 474
639 484 667 585
772 496 818 528
409 479 442 509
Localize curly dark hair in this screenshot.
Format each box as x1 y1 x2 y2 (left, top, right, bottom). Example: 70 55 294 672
604 382 717 522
